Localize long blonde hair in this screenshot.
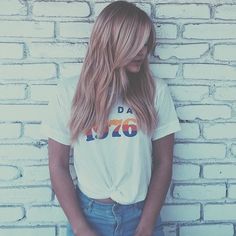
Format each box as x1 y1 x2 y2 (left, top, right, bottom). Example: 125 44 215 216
69 1 157 142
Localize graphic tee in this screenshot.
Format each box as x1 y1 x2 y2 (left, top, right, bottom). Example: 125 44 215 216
41 76 181 204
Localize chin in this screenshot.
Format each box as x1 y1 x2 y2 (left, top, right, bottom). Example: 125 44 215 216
128 69 140 74
126 66 141 73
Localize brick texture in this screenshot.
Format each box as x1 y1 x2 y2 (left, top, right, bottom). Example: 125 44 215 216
1 1 236 236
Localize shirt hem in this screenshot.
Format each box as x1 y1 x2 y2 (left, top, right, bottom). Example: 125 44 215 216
77 184 146 205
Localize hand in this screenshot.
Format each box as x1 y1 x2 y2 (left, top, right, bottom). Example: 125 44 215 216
134 230 153 236
74 224 99 236
134 224 153 236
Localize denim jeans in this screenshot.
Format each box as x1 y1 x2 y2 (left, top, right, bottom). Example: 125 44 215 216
66 189 164 236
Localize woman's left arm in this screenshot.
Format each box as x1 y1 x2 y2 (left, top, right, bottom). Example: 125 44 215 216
135 133 175 236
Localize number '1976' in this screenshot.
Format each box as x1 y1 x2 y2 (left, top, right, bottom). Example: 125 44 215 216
85 118 137 141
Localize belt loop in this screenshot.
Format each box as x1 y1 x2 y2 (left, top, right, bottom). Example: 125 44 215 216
89 199 94 208
87 199 94 213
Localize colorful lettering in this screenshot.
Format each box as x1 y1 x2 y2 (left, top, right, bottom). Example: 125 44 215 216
122 118 137 137
85 128 95 141
127 108 133 114
109 119 122 137
94 126 109 139
85 118 138 141
118 106 124 113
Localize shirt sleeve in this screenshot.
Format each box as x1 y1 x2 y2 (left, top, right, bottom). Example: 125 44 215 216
41 83 71 145
151 80 181 141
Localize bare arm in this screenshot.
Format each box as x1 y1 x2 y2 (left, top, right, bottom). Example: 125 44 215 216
48 138 97 236
135 134 175 236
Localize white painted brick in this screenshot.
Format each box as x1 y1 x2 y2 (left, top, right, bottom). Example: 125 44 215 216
0 0 235 233
96 2 152 16
156 24 177 39
150 64 178 79
0 228 55 236
214 87 236 101
135 3 152 16
203 123 236 139
180 224 234 236
33 1 90 17
169 85 208 102
0 104 47 121
175 123 200 139
0 0 26 16
173 184 226 200
54 195 61 206
156 4 210 19
60 63 83 79
23 165 50 182
58 227 67 236
163 185 175 203
0 64 56 80
0 43 23 59
27 206 66 222
0 145 47 160
0 21 54 38
183 24 236 39
0 165 19 180
59 22 92 38
204 204 236 220
232 144 236 157
94 2 109 17
184 64 236 81
69 164 77 181
214 44 236 61
155 43 209 60
0 187 51 203
29 43 87 59
215 4 236 20
0 207 24 222
30 85 57 101
162 226 177 236
0 84 26 99
94 2 151 17
174 143 226 159
0 123 21 139
161 204 200 221
203 164 236 179
228 184 236 199
177 105 231 120
24 124 44 139
173 163 200 180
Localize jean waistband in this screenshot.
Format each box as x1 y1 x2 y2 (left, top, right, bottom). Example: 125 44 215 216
77 188 145 212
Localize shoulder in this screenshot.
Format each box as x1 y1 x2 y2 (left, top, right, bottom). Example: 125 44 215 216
55 76 79 100
152 76 168 99
57 76 79 93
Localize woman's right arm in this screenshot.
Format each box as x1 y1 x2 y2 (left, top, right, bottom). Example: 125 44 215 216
48 138 98 236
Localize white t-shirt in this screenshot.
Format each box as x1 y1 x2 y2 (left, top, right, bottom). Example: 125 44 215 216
41 76 180 204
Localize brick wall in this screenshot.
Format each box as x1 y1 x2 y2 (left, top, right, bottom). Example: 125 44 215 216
0 1 235 236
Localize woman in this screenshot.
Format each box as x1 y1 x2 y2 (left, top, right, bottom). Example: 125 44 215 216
42 1 180 236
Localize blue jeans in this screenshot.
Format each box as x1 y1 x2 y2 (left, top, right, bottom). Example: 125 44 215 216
67 189 164 236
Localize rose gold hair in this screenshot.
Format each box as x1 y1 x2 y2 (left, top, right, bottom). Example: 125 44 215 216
69 0 157 142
